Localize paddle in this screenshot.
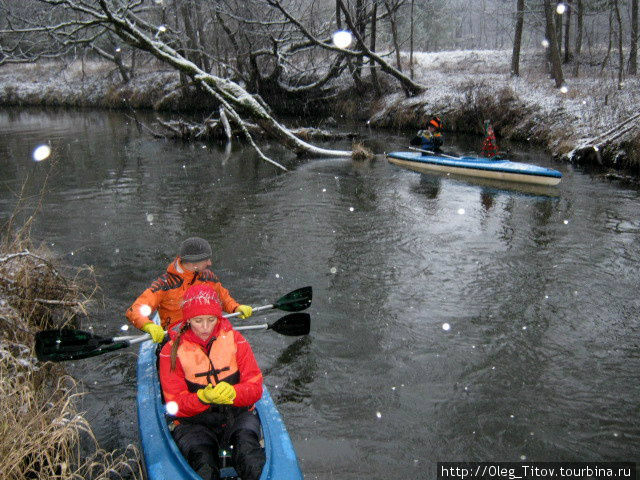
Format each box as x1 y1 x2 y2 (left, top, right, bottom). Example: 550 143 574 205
235 312 310 336
408 146 461 160
35 313 311 362
224 286 312 319
35 287 312 362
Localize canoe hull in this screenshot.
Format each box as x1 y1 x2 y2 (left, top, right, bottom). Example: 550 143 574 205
136 340 303 480
387 151 562 186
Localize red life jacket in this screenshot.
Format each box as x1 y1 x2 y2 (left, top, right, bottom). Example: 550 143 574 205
481 133 499 158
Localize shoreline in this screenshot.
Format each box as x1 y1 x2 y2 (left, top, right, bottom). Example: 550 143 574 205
1 51 639 178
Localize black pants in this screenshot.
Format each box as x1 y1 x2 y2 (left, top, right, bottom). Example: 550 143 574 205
172 409 265 480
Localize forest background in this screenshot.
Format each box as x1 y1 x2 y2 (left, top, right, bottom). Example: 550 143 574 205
1 0 640 173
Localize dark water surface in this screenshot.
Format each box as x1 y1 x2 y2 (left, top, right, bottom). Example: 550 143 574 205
1 108 639 478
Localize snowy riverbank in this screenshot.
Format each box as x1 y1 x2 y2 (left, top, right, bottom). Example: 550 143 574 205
370 50 640 174
1 50 639 175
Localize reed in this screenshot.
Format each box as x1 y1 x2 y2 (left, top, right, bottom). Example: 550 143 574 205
351 141 374 160
1 184 142 479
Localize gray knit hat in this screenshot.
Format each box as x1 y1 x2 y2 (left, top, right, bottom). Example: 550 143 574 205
179 237 212 262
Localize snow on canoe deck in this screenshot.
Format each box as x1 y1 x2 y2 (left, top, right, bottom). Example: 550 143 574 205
386 151 562 186
136 339 303 480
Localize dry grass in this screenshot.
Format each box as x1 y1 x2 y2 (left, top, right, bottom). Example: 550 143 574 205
1 170 95 332
351 141 374 160
0 346 143 480
0 181 143 480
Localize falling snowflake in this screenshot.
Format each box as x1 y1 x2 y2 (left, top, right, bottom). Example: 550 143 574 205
33 145 51 162
166 401 179 415
332 30 353 49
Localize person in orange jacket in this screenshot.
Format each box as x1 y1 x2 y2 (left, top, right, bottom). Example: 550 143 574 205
159 284 265 480
410 116 444 153
126 237 253 343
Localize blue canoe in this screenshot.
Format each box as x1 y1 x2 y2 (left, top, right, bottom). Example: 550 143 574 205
387 150 562 186
136 339 304 480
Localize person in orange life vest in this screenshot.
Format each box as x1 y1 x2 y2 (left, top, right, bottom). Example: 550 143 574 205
481 120 499 158
126 237 253 343
410 116 444 153
158 284 265 480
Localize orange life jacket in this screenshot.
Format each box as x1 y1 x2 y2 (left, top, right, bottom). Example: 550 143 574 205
176 331 240 392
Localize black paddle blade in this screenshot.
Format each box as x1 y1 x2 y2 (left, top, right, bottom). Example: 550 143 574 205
273 286 312 312
35 329 127 362
268 313 311 336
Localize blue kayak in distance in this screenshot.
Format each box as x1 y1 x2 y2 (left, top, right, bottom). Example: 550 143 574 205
387 150 562 186
136 340 304 480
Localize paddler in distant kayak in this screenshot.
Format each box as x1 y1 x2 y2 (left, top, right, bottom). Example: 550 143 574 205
159 284 265 480
410 116 444 153
480 120 499 158
126 237 253 343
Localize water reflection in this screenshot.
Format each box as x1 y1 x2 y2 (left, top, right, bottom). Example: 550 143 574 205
263 336 314 404
413 175 441 199
480 189 495 211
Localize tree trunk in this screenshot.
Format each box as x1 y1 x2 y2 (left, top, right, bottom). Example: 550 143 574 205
511 0 525 76
386 1 403 71
555 3 563 56
544 0 565 87
601 7 613 73
613 0 624 88
179 0 202 68
574 0 583 76
409 0 414 79
193 1 210 72
369 0 382 96
564 0 572 63
353 0 366 81
113 48 130 83
630 0 638 75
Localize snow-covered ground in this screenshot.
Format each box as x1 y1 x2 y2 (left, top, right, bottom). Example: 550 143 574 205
377 50 637 145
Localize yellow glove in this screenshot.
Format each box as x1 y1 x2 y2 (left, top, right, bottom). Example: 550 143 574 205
141 323 166 343
196 382 236 405
235 304 253 319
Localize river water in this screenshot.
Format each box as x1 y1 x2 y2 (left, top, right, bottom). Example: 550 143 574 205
1 108 639 479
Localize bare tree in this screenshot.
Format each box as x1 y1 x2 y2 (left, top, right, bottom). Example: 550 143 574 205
267 0 425 96
544 0 565 87
564 0 572 63
15 0 351 168
384 0 404 72
573 0 584 76
409 0 414 79
511 0 525 76
630 0 638 74
369 0 382 95
601 4 613 72
612 0 624 88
